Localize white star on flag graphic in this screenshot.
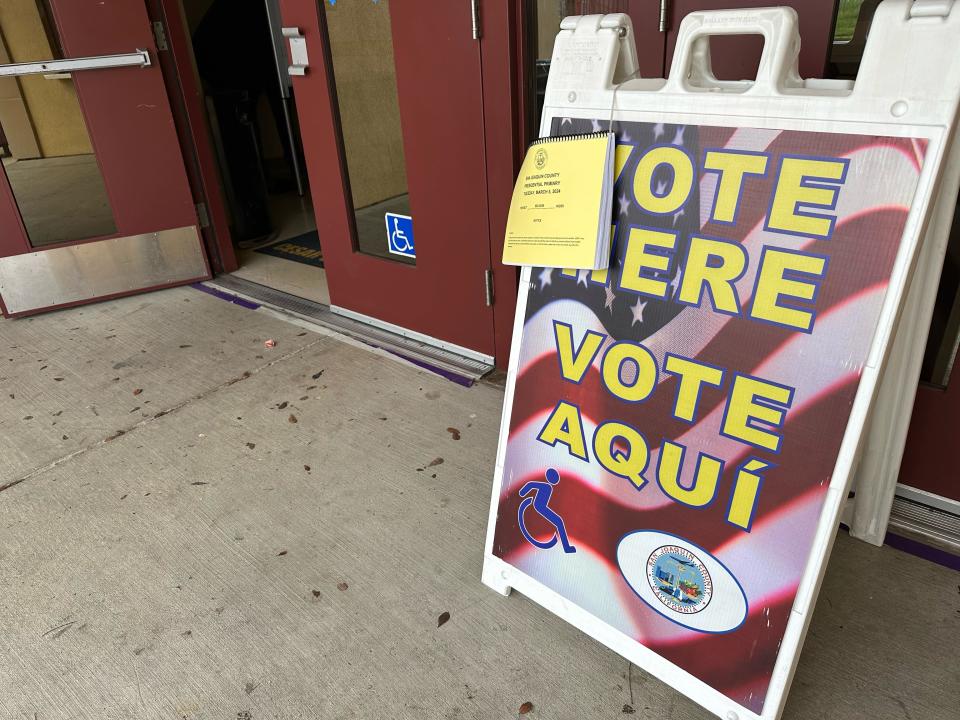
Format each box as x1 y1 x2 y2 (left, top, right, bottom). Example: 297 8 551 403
618 192 630 215
538 267 553 290
673 207 685 226
604 285 616 313
630 297 647 326
653 123 665 140
576 269 590 288
591 118 602 133
672 126 686 146
669 273 681 298
560 117 573 126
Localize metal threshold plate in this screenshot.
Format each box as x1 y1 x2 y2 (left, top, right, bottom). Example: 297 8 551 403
206 275 494 382
888 494 960 556
0 226 208 315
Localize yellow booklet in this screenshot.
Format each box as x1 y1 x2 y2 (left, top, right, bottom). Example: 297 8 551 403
502 131 614 269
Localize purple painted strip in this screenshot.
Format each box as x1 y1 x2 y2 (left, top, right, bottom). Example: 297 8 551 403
189 282 476 386
386 350 475 387
840 523 960 571
883 531 960 572
191 282 260 310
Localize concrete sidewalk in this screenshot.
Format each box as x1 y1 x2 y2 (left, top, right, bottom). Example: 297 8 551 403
0 287 955 720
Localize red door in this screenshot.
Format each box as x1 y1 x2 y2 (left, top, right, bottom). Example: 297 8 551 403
278 0 495 359
897 206 960 506
0 0 208 316
900 380 960 504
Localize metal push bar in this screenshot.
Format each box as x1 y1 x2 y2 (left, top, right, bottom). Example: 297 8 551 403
0 49 150 78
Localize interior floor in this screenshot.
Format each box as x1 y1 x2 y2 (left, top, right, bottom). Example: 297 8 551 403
231 191 330 305
230 192 415 307
1 154 115 246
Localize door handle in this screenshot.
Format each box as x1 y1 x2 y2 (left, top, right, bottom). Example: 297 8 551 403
0 49 150 78
282 27 309 76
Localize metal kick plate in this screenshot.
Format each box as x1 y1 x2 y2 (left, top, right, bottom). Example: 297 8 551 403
0 226 208 315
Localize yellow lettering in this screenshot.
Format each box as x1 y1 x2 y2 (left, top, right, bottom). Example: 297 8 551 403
593 421 649 489
619 227 677 299
704 150 769 223
727 458 771 530
750 249 826 332
722 375 793 452
634 146 694 215
767 157 847 238
601 342 657 403
537 401 588 460
657 441 723 507
664 355 725 422
615 144 634 183
677 236 746 313
554 321 605 384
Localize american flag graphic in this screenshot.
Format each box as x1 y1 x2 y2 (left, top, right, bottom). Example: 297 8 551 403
492 118 925 714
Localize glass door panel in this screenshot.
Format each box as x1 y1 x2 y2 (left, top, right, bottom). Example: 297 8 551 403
324 0 413 264
0 0 209 317
0 0 116 247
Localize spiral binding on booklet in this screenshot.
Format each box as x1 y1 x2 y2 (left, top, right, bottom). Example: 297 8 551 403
529 131 611 146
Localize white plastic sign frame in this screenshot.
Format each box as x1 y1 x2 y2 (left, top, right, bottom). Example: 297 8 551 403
482 4 960 720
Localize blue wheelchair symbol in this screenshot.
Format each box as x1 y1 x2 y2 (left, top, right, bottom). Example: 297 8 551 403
518 468 577 554
385 213 415 258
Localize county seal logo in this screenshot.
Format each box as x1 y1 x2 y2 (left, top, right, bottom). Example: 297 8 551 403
646 544 713 615
618 530 747 632
534 147 548 170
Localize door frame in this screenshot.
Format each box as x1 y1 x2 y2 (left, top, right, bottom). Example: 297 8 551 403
482 1 528 370
149 0 237 275
287 0 501 358
147 0 840 366
155 0 528 368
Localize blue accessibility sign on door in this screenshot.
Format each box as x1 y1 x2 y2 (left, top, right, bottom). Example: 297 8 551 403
385 213 415 259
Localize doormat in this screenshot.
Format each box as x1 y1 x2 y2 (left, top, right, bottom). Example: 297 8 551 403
255 230 324 268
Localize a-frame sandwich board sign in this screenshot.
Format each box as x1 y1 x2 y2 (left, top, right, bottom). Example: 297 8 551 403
483 4 960 720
